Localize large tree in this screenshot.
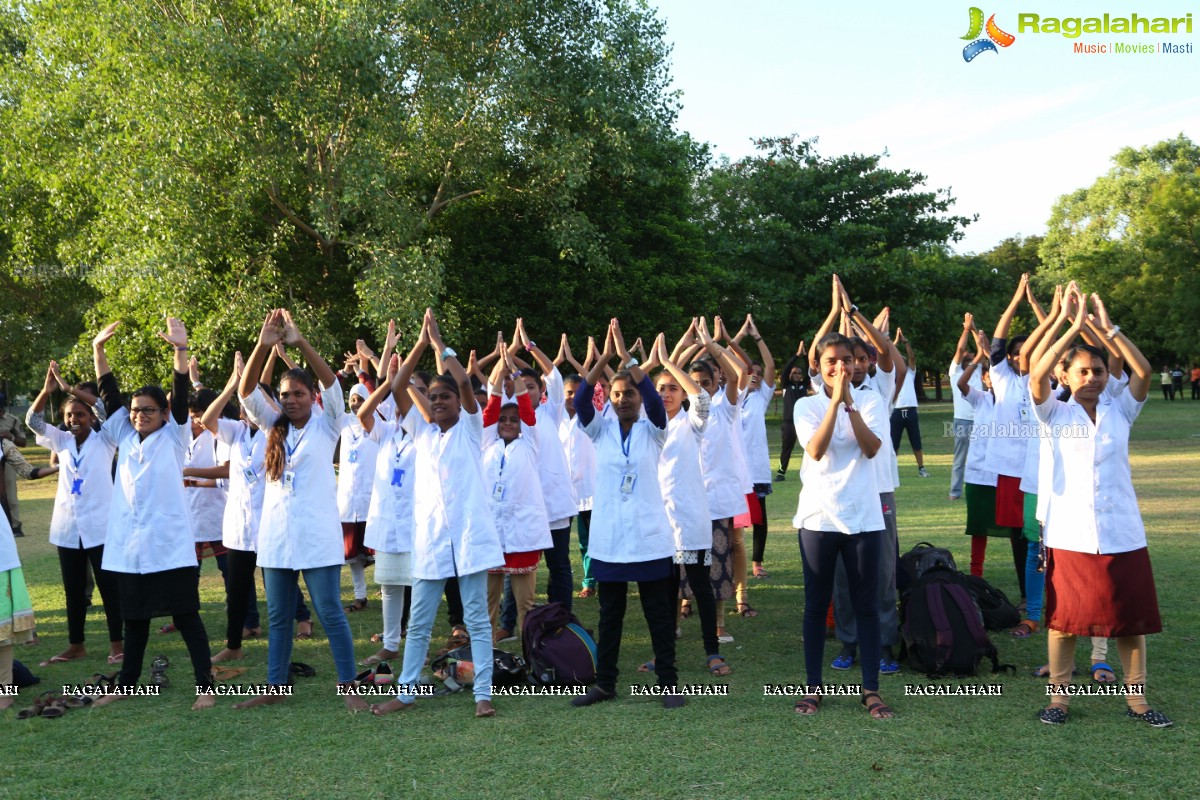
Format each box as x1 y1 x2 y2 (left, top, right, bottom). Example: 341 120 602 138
0 0 692 387
1039 135 1200 362
697 135 977 357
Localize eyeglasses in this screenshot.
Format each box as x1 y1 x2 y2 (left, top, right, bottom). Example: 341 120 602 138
129 407 165 416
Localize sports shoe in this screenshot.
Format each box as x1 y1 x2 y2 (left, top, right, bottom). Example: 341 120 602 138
571 686 616 707
918 468 931 478
831 652 855 670
879 658 901 675
774 470 786 482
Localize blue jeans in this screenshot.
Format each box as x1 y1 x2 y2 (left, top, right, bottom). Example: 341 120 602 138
395 570 493 703
950 419 973 498
543 525 574 611
799 528 883 692
264 565 357 685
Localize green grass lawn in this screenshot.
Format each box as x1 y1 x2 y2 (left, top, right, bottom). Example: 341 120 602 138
4 397 1198 800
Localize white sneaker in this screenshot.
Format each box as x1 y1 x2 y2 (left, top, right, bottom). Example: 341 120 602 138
918 468 931 478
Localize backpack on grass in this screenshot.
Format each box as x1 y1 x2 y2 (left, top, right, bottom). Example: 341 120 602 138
429 645 528 693
961 574 1021 631
900 567 1014 678
522 602 597 686
898 541 958 593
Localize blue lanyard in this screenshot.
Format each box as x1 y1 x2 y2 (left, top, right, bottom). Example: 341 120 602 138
285 426 308 460
620 426 632 460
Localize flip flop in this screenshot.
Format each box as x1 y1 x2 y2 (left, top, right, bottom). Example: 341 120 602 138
39 654 80 666
707 655 732 676
107 653 125 665
212 666 248 681
1091 662 1118 684
290 661 317 678
295 620 313 640
636 660 656 674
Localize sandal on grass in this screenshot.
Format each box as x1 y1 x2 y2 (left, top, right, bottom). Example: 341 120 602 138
294 620 313 640
578 587 596 598
736 603 758 618
793 695 821 715
706 655 731 676
752 567 770 579
678 602 693 621
1091 662 1117 684
1010 619 1039 638
636 660 656 674
290 661 317 678
861 691 893 719
344 599 368 614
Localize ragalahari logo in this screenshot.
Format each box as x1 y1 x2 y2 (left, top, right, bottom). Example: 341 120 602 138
962 7 1016 61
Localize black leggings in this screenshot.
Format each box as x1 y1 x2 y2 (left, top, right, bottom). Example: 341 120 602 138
779 423 798 474
596 576 677 692
799 528 882 692
225 548 258 650
58 544 123 644
751 492 769 563
674 558 719 657
444 576 464 628
119 613 212 690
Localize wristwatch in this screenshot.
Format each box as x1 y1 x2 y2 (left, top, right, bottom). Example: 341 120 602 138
624 357 639 369
440 347 457 360
844 402 859 414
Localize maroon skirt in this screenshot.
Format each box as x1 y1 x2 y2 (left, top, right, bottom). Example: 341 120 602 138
994 475 1024 528
1045 546 1162 637
342 521 372 560
489 549 541 575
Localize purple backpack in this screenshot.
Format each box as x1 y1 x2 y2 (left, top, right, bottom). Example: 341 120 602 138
522 603 597 686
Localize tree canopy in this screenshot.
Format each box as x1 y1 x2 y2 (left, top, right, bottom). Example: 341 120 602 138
1040 134 1200 362
1 0 702 387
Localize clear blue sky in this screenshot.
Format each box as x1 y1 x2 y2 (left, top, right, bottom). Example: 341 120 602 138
649 0 1200 253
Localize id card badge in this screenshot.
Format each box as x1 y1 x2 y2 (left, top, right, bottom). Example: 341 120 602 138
492 482 507 502
1019 403 1030 423
282 470 296 494
620 472 637 494
391 468 405 488
348 449 359 464
243 467 258 486
70 478 84 496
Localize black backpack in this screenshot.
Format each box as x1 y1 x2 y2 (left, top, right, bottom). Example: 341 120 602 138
900 568 1014 678
961 574 1021 631
898 541 958 593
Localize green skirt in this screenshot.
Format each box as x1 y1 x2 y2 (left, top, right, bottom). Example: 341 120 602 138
1022 492 1040 543
0 567 36 645
964 483 1015 538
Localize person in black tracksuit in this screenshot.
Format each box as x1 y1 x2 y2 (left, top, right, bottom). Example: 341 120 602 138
775 343 811 481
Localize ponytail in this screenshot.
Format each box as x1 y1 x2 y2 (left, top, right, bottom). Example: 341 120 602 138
264 414 290 482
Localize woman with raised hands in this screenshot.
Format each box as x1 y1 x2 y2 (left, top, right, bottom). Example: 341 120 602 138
1030 287 1170 728
355 325 429 668
638 333 730 677
791 332 891 721
570 321 683 709
234 310 366 712
26 359 123 667
372 309 504 719
90 318 215 710
683 317 747 642
480 341 550 639
730 314 775 584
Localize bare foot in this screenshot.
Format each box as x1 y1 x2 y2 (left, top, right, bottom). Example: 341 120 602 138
360 648 399 667
0 695 14 711
92 692 129 708
41 645 87 666
344 693 370 713
192 693 216 710
371 698 415 716
475 699 496 717
211 647 244 664
234 693 288 710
